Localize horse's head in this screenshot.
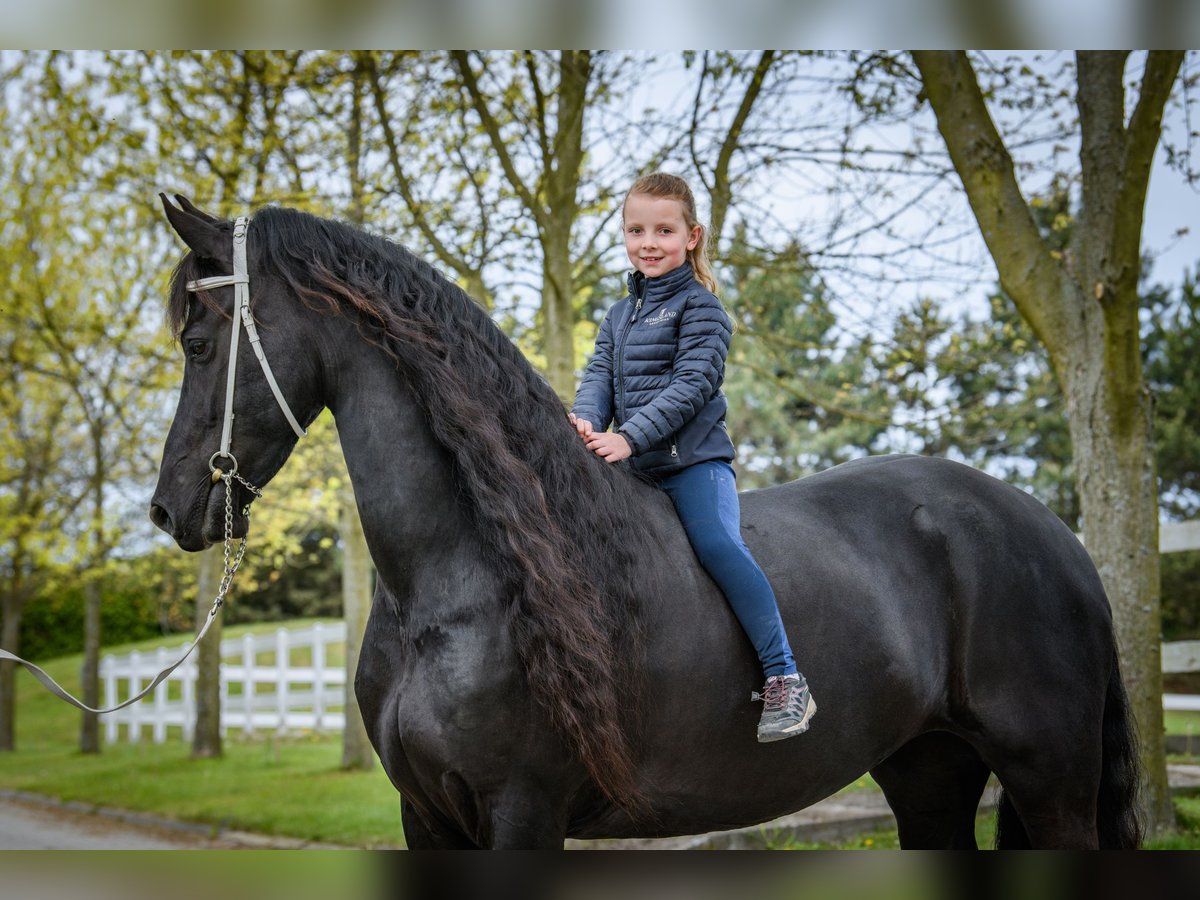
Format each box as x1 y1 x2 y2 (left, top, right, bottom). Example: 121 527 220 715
149 195 320 551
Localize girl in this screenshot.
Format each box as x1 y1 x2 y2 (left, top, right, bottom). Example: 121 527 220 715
570 172 816 743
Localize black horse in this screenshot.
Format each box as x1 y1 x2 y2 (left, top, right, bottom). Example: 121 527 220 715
150 197 1141 849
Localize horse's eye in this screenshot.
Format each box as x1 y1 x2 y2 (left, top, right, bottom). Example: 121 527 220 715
187 339 209 359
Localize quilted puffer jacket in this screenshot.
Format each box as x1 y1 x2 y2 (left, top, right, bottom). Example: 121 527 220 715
572 262 736 478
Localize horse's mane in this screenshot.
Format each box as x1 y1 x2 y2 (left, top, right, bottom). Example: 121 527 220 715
168 206 656 813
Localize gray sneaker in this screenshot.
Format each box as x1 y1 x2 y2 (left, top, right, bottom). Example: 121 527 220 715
753 673 816 742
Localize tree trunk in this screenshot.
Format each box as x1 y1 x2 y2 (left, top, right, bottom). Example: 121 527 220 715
539 51 589 402
912 49 1183 836
541 242 576 402
1064 324 1170 831
340 488 374 770
79 437 104 754
78 577 100 753
191 544 224 758
0 599 21 752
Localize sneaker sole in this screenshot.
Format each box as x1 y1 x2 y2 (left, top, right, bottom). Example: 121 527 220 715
757 695 817 743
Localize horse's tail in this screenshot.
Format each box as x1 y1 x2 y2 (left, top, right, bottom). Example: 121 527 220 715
1096 647 1143 848
994 647 1143 849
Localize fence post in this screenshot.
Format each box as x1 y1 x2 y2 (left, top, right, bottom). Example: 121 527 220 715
128 650 141 744
276 628 289 736
313 622 326 731
220 667 229 740
152 647 168 743
242 633 256 738
102 658 116 744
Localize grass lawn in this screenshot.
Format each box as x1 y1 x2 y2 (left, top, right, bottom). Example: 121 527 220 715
1 620 404 848
781 793 1200 850
784 787 1200 851
4 623 1200 849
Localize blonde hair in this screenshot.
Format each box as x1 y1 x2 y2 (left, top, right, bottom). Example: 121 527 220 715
623 172 718 293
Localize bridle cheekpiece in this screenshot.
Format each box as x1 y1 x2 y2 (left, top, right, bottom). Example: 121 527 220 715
184 215 307 484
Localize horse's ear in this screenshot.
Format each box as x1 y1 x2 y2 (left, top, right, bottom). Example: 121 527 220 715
173 194 221 225
159 193 229 263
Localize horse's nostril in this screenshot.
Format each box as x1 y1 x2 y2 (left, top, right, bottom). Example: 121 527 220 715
149 502 173 533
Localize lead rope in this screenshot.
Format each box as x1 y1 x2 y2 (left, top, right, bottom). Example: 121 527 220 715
0 470 261 714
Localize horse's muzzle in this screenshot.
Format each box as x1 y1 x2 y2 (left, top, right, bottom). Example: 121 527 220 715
148 497 208 552
149 477 247 551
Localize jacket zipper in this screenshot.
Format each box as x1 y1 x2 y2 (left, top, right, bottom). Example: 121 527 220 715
614 279 644 428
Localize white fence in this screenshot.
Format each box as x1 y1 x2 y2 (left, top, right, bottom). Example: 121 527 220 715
1165 641 1200 712
101 621 347 744
1158 520 1200 713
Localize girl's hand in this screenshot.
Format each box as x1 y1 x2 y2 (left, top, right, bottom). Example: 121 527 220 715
585 432 632 463
568 413 594 439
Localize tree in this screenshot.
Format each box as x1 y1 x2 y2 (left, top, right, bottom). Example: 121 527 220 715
1143 270 1200 643
721 235 891 487
912 49 1186 834
355 51 501 308
0 239 80 751
339 484 374 770
128 49 326 753
2 53 180 751
191 546 223 758
1144 269 1200 521
450 50 599 400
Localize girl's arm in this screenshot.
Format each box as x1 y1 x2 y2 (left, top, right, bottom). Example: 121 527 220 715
571 309 616 432
617 291 731 455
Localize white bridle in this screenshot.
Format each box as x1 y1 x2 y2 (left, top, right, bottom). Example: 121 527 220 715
185 215 307 481
0 215 306 714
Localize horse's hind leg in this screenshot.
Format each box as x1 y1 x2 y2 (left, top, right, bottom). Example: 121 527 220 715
870 731 991 849
971 688 1105 848
983 747 1101 848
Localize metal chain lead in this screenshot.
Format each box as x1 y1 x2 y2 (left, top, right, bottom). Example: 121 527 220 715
208 470 263 616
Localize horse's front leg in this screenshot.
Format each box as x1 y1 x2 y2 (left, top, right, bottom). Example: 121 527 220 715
482 782 569 849
401 797 479 849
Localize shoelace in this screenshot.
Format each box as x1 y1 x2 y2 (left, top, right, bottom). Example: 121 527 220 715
751 677 801 713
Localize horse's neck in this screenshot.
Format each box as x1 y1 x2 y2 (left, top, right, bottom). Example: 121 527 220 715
325 351 475 600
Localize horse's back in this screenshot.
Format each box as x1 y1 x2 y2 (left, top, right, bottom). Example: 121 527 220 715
590 454 1119 840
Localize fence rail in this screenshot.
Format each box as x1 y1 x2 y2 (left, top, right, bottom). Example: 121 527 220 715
101 621 347 744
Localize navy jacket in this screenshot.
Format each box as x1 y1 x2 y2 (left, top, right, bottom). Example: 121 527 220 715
572 262 736 478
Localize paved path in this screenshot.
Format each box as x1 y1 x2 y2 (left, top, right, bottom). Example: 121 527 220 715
0 791 349 850
0 795 213 849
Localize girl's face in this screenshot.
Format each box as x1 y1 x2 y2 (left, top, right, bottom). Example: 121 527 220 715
623 193 702 279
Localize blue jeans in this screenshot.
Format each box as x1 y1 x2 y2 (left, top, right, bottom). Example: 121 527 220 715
658 460 798 679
